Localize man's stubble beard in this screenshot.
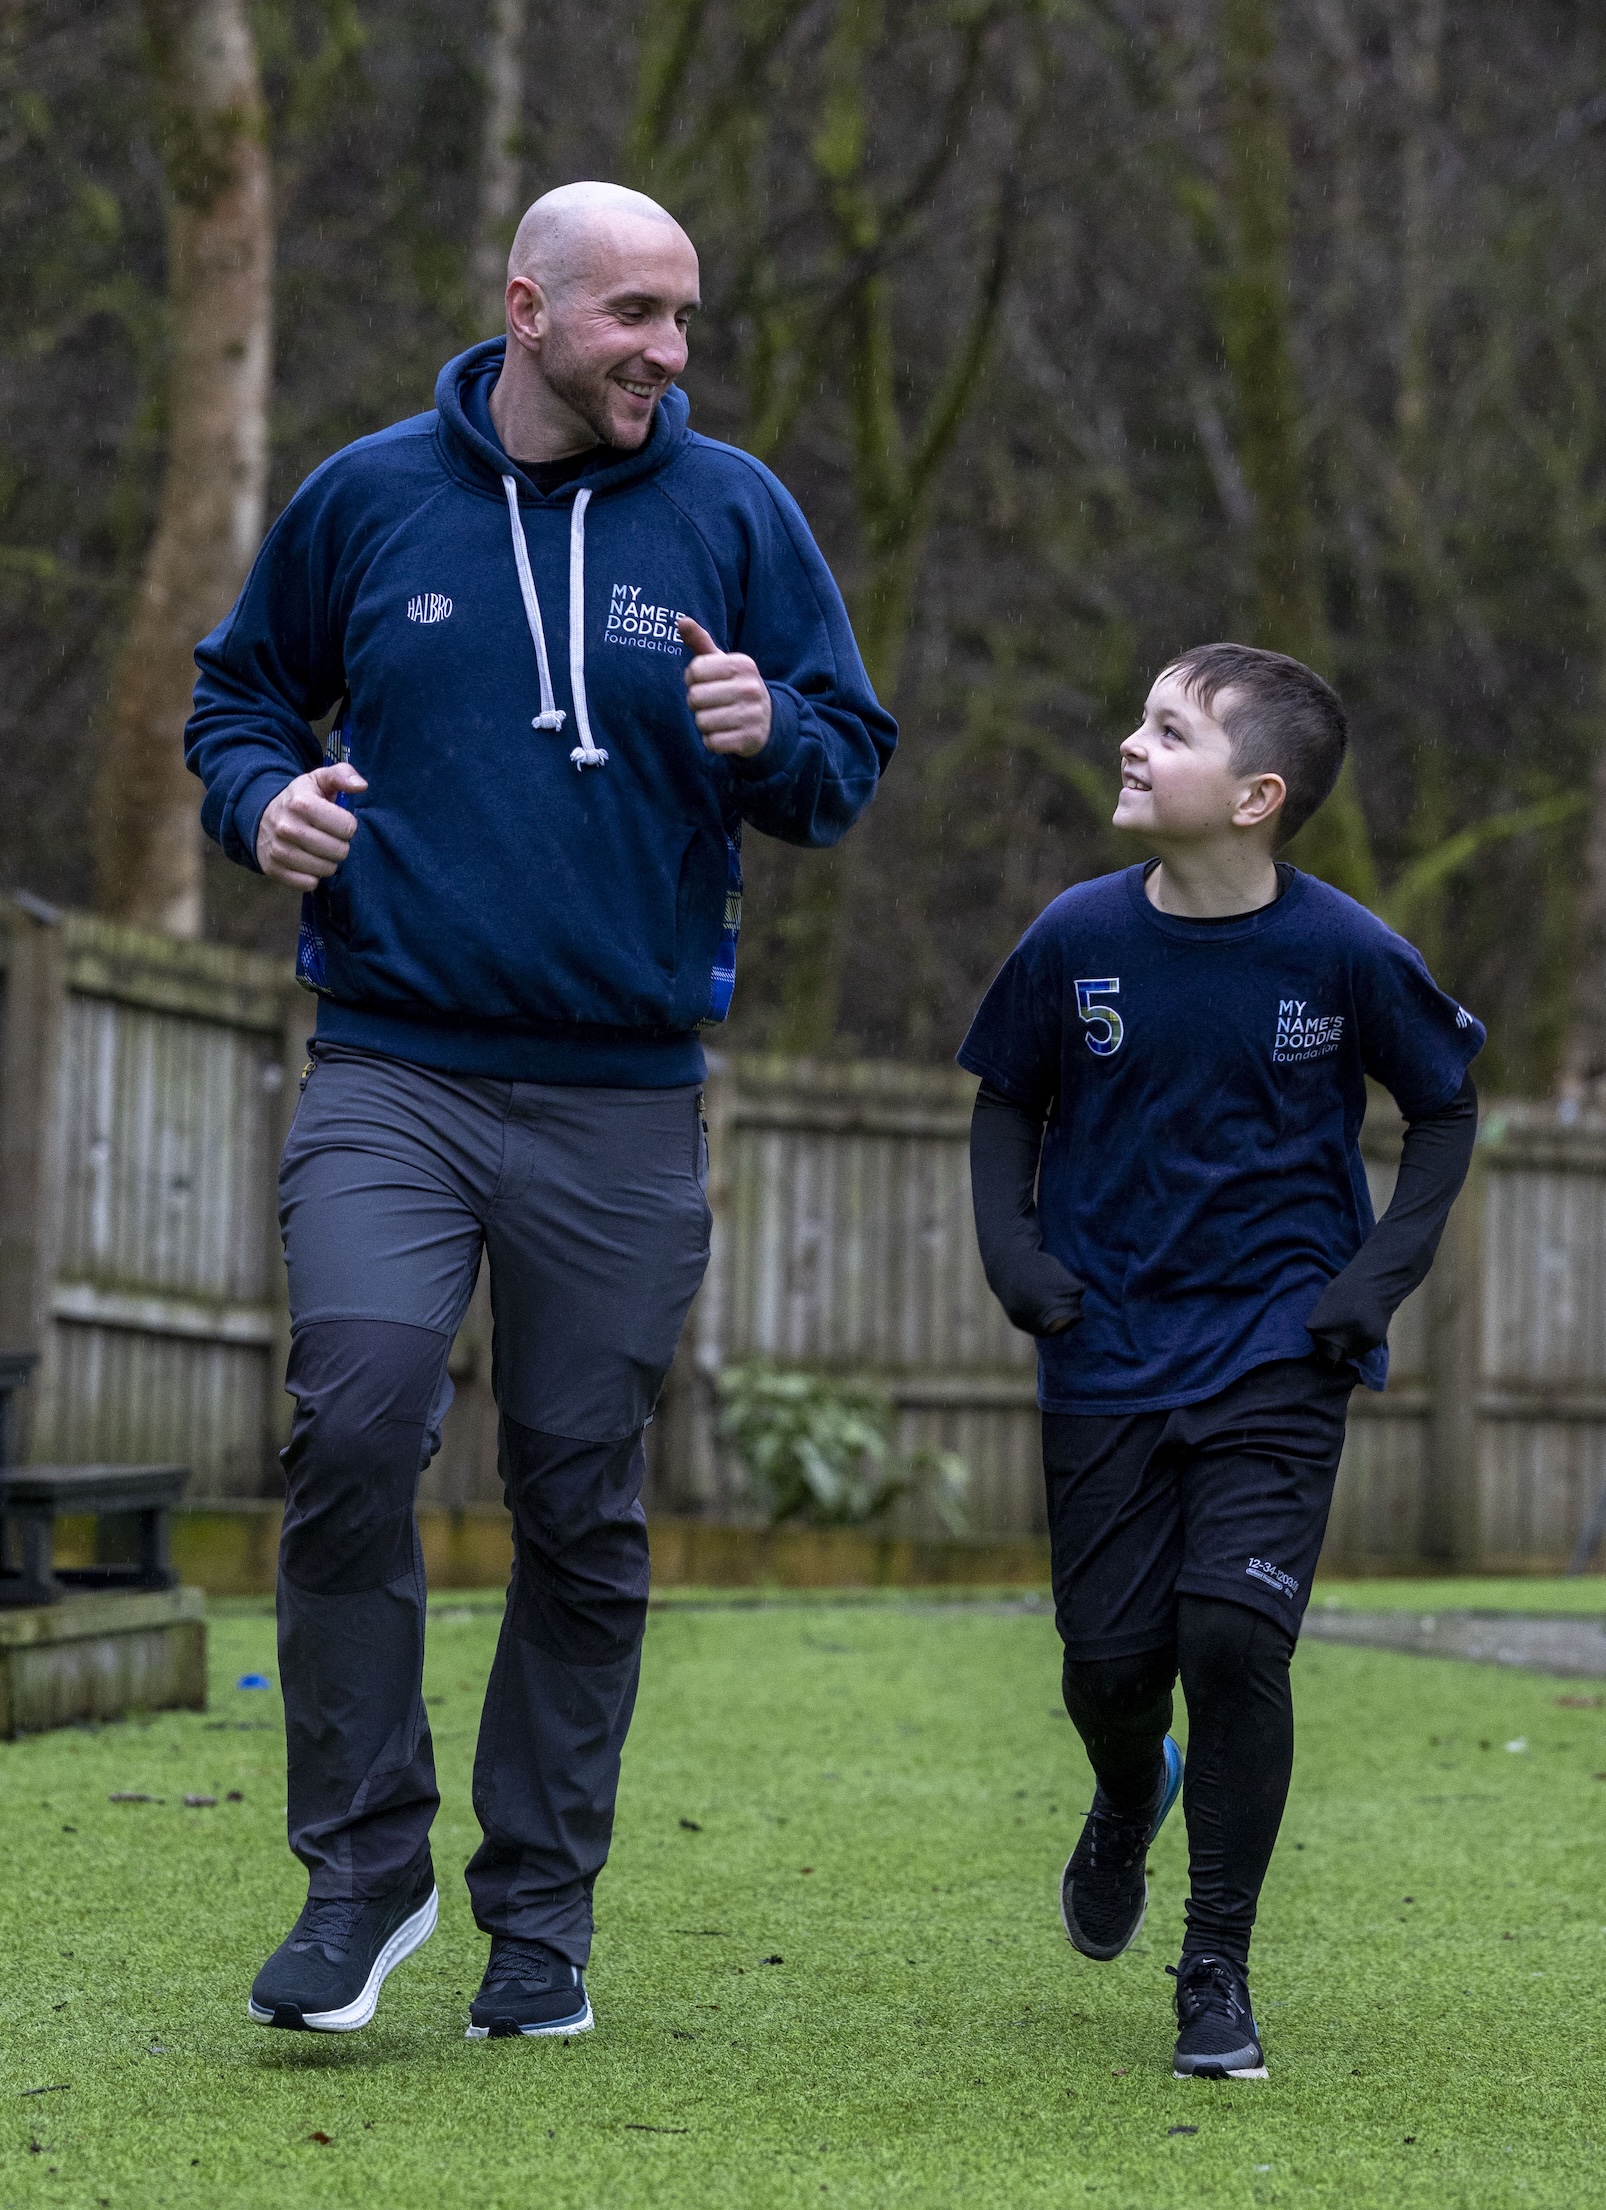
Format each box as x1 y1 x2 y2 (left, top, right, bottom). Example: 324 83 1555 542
539 336 657 454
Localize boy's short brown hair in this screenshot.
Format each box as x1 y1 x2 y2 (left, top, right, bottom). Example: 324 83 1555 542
1162 642 1347 842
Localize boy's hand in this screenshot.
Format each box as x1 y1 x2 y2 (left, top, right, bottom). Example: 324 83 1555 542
991 1253 1085 1339
678 615 772 758
1007 1272 1082 1334
1305 1268 1388 1366
257 762 367 889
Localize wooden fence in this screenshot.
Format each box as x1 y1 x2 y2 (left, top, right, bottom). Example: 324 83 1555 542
4 896 1606 1572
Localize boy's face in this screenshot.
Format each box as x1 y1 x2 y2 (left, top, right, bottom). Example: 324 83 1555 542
1113 670 1285 844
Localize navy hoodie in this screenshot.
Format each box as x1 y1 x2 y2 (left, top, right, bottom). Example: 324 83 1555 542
186 339 897 1084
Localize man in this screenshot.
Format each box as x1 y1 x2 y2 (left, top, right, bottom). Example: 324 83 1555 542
186 181 895 2041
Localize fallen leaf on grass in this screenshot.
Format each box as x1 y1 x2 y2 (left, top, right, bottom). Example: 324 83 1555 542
60 1825 76 1834
678 1818 703 1832
183 1795 217 1809
18 2085 70 2097
108 1793 161 1804
624 2125 690 2135
226 1791 244 1803
307 2131 332 2145
761 1955 784 1965
1168 2125 1198 2136
1556 1695 1602 1708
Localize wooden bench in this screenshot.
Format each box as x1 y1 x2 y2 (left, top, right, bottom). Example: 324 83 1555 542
0 1461 189 1609
0 1349 37 1473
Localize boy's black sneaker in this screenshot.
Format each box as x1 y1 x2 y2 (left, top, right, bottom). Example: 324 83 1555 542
1170 1952 1267 2078
466 1937 594 2039
1060 1732 1184 1961
248 1863 438 2033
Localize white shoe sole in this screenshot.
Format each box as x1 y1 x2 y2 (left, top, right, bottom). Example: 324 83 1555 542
465 1995 594 2040
247 1886 439 2033
1174 2063 1269 2080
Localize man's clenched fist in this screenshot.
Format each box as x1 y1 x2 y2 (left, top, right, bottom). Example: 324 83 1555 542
677 615 771 758
256 761 368 889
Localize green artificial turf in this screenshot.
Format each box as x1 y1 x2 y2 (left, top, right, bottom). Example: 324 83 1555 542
2 1598 1604 2210
1313 1576 1606 1615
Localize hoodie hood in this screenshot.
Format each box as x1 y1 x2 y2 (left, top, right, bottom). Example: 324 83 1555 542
435 337 691 503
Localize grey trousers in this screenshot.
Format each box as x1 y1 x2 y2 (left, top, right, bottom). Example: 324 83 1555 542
276 1042 710 1962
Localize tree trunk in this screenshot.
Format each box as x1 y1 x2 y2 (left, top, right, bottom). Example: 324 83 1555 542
768 3 1025 1053
93 0 271 939
1559 654 1606 1109
470 0 527 333
1210 0 1376 903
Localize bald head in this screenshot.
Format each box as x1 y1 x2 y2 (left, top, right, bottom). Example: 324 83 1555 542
491 180 701 461
509 182 692 299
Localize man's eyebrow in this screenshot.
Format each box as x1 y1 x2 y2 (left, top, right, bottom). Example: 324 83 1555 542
603 288 702 313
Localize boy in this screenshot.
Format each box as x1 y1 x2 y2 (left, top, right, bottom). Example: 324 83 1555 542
958 644 1481 2078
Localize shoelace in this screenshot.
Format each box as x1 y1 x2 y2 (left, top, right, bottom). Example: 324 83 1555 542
1079 1797 1152 1875
290 1897 368 1954
1167 1954 1250 2026
482 1937 562 1993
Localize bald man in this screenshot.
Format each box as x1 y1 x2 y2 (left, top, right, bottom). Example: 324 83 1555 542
187 182 896 2041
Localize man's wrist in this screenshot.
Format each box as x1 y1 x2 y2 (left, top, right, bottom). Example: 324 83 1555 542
238 770 298 873
728 685 799 777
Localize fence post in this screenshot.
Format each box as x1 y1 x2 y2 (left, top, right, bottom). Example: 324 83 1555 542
0 903 69 1459
1426 1138 1485 1567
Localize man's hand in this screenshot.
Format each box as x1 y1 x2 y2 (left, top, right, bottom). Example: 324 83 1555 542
256 762 368 889
677 615 771 758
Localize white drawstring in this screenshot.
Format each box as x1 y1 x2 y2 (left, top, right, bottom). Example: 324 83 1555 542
566 488 607 769
501 474 566 735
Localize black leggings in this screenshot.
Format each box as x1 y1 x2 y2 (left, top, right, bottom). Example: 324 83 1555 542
1061 1595 1295 1970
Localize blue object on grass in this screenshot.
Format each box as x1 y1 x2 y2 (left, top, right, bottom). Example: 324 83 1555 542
236 1673 272 1690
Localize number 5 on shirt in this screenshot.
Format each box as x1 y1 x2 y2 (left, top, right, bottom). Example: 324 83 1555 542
1076 978 1124 1057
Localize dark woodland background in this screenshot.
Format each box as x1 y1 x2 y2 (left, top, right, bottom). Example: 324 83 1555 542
6 0 1606 1092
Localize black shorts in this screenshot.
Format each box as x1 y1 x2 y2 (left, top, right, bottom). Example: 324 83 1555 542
1043 1356 1354 1661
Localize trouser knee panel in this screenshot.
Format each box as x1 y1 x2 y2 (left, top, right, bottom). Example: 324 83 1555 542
501 1416 650 1665
280 1318 452 1595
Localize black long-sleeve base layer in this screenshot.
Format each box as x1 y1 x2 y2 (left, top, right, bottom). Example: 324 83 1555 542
1061 1601 1294 1970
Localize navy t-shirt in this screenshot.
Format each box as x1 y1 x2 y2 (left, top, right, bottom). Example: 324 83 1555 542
956 864 1485 1414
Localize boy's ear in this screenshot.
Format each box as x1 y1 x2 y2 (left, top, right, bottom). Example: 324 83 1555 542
1233 771 1287 832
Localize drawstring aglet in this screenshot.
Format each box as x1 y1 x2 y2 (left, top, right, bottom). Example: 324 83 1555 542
570 745 609 770
532 711 567 732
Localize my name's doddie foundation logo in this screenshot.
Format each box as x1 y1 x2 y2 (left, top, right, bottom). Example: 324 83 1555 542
406 593 453 624
607 582 687 655
1273 998 1344 1064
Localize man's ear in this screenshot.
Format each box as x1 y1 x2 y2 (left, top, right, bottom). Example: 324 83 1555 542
505 275 549 355
1233 771 1287 831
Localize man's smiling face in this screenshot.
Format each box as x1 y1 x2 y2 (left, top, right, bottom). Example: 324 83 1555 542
532 218 701 452
1113 667 1280 842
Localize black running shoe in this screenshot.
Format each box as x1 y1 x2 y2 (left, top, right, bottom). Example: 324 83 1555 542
1060 1733 1184 1961
247 1863 437 2033
1170 1952 1267 2078
466 1937 593 2040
